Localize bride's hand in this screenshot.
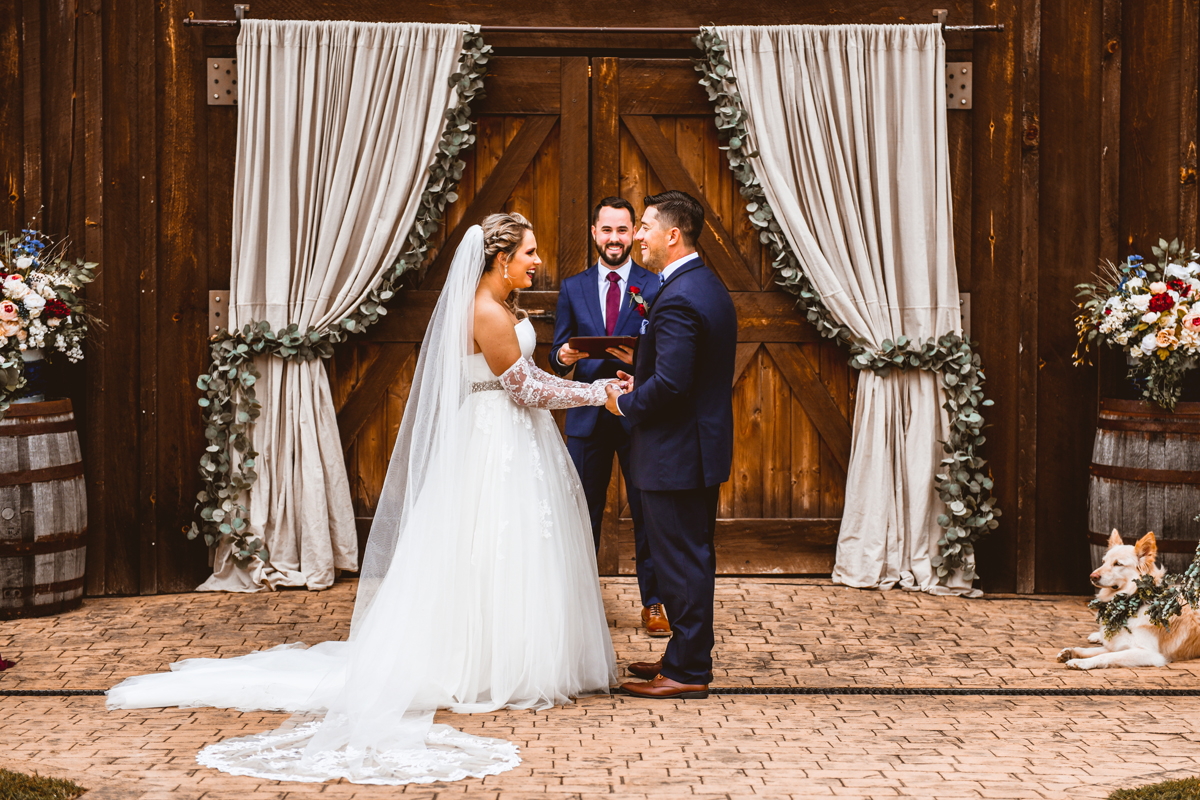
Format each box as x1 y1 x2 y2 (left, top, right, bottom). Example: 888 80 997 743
617 370 634 393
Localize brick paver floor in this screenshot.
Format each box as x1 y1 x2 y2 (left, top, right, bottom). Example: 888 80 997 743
2 578 1199 799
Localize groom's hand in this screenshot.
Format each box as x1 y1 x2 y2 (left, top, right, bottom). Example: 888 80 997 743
604 383 624 416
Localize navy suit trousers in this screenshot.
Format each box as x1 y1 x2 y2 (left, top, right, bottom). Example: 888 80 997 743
641 484 719 685
566 412 660 609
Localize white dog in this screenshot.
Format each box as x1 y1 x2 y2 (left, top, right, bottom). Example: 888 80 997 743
1057 530 1200 669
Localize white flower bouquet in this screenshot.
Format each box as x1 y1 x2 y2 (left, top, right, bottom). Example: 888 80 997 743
0 229 96 411
1075 238 1200 410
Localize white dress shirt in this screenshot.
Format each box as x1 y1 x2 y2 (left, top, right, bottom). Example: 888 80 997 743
659 252 700 285
597 260 632 329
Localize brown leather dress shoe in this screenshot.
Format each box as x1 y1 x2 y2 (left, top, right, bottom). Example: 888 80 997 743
627 658 662 680
620 674 709 699
641 603 671 637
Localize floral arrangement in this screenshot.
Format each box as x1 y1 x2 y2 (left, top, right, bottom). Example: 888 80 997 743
0 230 95 414
1075 238 1200 410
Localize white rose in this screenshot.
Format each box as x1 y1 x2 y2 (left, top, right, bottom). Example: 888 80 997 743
1165 264 1190 280
3 275 28 300
14 256 32 269
1150 281 1169 294
1127 276 1145 289
47 317 62 328
1142 311 1160 324
1188 261 1200 275
1129 293 1152 311
22 293 45 316
1141 332 1160 353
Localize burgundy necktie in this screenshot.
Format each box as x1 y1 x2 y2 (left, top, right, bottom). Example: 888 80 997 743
605 271 621 336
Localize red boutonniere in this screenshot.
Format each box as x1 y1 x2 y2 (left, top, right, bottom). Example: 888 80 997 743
628 286 648 317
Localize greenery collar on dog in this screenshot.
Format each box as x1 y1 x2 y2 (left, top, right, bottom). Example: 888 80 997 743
1089 549 1200 639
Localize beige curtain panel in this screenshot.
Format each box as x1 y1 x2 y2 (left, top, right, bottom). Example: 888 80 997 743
200 20 468 592
717 24 977 596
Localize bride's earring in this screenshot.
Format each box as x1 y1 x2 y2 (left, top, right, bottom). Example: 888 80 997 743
500 257 513 288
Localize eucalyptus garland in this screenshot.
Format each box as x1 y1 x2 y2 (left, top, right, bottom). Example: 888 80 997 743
1089 543 1200 638
694 27 1000 582
189 30 491 565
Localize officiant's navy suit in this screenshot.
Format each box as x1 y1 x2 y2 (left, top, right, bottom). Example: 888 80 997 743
551 260 661 609
616 254 736 686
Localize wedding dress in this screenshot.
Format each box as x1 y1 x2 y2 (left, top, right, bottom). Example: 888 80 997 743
107 226 618 784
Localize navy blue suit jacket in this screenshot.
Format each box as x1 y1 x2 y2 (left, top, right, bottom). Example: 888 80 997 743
616 256 737 491
551 262 659 438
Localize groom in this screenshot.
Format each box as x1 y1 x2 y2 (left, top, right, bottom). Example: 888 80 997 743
604 190 737 699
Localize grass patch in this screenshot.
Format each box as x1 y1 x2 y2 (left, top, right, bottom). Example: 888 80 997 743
0 768 86 800
1109 776 1200 800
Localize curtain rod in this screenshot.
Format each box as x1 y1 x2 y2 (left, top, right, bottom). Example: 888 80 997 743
181 20 1006 33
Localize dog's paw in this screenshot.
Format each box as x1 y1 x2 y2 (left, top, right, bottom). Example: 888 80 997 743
1065 659 1087 670
1057 648 1075 663
1087 632 1104 644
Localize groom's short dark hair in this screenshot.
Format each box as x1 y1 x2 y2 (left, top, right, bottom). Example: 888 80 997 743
591 196 636 227
643 190 703 246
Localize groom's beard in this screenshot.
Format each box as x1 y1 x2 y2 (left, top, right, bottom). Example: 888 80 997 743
597 242 632 268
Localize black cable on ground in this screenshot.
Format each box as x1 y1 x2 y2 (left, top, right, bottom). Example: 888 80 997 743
2 687 1200 698
711 686 1200 697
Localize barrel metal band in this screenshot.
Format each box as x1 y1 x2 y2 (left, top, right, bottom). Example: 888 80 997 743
1089 462 1200 485
0 461 85 488
0 419 78 437
1096 416 1200 434
0 530 88 556
0 575 85 599
1 400 73 418
1087 530 1200 553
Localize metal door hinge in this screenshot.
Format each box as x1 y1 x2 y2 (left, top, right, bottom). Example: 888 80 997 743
209 291 229 336
946 62 972 110
207 58 238 106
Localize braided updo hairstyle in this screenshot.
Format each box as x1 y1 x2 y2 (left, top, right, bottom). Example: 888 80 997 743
480 212 533 319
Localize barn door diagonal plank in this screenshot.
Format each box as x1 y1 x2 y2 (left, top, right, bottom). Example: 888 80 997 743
419 114 558 290
732 342 759 387
337 343 416 451
764 343 852 473
621 114 760 292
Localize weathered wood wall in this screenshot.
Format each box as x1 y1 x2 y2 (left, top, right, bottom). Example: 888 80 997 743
1 0 1196 594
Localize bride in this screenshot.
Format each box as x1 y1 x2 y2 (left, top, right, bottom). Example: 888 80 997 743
107 213 621 784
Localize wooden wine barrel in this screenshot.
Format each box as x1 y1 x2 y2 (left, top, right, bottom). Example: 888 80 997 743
1088 398 1200 574
0 399 88 619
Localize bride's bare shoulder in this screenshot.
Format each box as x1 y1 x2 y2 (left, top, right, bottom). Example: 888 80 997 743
473 296 513 331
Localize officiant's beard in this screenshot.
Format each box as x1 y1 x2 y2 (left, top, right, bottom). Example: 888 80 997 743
597 242 632 268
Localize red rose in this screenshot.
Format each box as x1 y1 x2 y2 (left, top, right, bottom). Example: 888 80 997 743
629 286 640 294
45 299 71 318
636 306 645 317
1150 293 1175 313
1168 279 1190 297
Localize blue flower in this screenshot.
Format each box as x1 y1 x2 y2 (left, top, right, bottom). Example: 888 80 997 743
1129 255 1144 263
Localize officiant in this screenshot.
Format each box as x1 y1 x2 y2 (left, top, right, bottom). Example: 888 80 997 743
551 197 669 637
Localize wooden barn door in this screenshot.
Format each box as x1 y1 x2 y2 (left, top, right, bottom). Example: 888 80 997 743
332 54 964 577
590 59 856 576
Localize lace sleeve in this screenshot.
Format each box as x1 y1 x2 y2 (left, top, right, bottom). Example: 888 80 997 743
499 357 611 409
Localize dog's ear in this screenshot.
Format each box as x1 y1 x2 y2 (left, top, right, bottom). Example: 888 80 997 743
1108 529 1124 549
1135 531 1158 566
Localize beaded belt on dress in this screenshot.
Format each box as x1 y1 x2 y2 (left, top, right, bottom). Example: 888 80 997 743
471 380 503 394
